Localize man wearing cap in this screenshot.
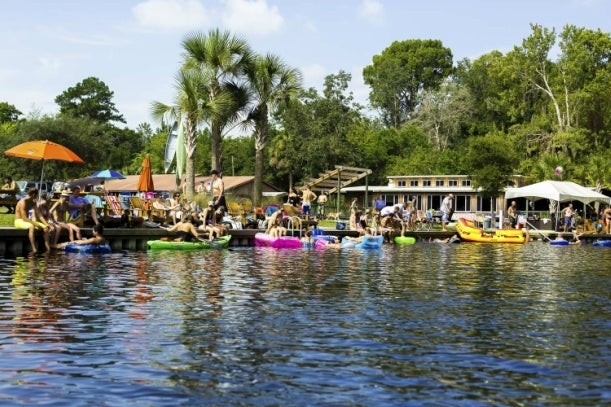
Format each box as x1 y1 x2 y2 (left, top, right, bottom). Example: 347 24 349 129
50 190 82 244
441 193 454 231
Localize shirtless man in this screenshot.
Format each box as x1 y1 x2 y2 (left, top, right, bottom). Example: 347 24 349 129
604 205 611 234
56 223 105 249
561 203 574 233
507 201 518 229
301 185 317 220
163 214 202 242
50 191 82 243
14 188 51 253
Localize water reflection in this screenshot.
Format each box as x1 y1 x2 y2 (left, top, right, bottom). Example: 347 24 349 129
0 243 609 405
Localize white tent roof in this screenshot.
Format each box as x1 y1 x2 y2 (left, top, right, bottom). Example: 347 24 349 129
505 180 611 204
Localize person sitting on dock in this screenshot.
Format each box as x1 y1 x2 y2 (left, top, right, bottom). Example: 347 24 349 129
266 208 287 237
14 188 51 253
50 191 82 243
68 186 99 226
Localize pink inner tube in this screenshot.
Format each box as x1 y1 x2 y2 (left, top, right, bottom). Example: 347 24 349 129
255 233 302 249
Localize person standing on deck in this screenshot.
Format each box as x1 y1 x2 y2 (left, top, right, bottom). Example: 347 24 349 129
441 194 454 231
301 185 317 221
210 170 226 212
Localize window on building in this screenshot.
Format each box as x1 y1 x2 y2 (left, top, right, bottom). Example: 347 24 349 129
422 180 431 187
477 196 498 212
381 194 399 206
397 180 406 187
454 195 471 212
461 179 471 187
410 180 419 187
448 180 458 187
428 195 444 211
435 180 444 186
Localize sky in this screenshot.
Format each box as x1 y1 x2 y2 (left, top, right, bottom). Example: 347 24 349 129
1 0 610 130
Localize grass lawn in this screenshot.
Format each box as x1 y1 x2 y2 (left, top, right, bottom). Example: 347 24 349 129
0 213 14 227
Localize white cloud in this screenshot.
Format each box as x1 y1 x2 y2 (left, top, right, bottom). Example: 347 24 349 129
358 0 384 25
222 0 284 36
132 0 210 30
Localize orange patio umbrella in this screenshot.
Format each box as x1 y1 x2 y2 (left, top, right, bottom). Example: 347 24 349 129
5 140 84 191
137 154 154 192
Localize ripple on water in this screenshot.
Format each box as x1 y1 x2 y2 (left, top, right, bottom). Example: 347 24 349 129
0 243 608 405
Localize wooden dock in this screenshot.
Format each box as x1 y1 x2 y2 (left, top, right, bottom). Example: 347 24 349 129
0 227 608 257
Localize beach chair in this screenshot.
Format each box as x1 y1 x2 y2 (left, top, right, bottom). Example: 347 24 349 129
129 196 150 220
150 204 172 225
85 194 105 217
417 210 435 231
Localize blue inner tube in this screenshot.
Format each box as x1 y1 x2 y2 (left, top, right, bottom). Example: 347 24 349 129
550 239 569 246
593 240 611 247
63 243 112 253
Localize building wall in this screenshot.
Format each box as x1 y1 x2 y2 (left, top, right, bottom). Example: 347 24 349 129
344 174 524 215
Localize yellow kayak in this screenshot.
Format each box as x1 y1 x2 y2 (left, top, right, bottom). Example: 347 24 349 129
456 218 526 244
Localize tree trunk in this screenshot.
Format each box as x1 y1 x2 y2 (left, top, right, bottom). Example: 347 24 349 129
254 146 263 207
186 155 195 201
211 123 221 172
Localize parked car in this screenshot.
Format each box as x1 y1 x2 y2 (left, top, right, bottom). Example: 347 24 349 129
17 180 53 196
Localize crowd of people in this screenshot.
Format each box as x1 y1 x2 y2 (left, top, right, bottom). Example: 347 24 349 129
7 169 611 253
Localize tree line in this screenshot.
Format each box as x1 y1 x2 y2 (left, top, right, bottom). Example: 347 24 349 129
0 23 609 203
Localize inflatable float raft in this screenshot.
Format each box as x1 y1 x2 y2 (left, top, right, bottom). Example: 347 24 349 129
62 243 112 254
456 218 527 244
593 240 611 247
254 233 302 249
147 235 231 250
341 234 384 249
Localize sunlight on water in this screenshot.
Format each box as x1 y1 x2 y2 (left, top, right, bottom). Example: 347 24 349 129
0 243 609 405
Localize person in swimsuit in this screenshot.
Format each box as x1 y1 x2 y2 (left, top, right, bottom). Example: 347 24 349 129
50 191 82 243
210 170 226 211
13 188 51 253
56 223 105 249
163 214 202 242
604 205 611 234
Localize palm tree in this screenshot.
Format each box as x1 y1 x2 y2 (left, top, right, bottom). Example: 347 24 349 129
182 29 252 173
245 53 302 206
151 67 216 199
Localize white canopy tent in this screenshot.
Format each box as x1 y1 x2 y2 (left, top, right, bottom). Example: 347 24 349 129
505 180 610 205
505 180 610 230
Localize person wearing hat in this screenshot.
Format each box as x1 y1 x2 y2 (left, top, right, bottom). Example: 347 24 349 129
210 170 226 212
50 191 82 244
441 193 454 231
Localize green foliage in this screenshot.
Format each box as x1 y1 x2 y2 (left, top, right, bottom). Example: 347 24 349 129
0 102 22 123
1 115 110 180
463 132 518 197
55 77 125 124
363 39 453 128
4 23 611 197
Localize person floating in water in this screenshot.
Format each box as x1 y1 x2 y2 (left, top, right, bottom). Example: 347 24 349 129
56 223 106 249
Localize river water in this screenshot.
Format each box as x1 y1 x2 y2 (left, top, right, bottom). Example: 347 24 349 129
0 242 609 406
